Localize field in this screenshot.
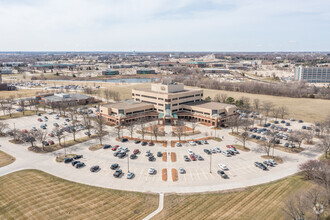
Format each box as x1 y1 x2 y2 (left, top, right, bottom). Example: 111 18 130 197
154 175 313 220
196 87 330 122
0 89 42 99
0 150 15 167
0 170 158 219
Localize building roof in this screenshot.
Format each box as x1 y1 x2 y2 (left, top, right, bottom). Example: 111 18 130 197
102 101 153 110
184 101 234 109
133 87 202 95
43 93 92 102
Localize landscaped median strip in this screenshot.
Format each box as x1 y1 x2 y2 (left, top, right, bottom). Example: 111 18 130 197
162 152 167 162
162 169 167 181
171 168 178 182
171 152 176 162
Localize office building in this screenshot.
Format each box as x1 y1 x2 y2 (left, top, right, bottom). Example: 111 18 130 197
294 66 330 83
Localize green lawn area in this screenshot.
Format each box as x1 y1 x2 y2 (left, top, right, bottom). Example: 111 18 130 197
154 175 315 220
0 170 158 219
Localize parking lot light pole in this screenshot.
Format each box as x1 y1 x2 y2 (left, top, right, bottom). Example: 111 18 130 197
127 154 130 173
210 153 212 173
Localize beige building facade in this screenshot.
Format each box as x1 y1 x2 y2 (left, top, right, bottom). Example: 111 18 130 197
98 81 237 127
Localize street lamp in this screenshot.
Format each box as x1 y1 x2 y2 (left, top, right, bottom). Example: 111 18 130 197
209 153 212 173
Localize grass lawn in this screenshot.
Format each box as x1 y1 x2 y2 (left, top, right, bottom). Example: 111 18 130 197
0 110 44 120
89 144 103 151
154 175 314 220
194 86 330 122
0 89 43 99
0 170 158 219
0 150 15 167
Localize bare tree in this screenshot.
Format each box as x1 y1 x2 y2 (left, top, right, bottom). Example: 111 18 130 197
115 125 121 139
138 118 146 140
213 94 221 102
302 130 314 145
236 131 250 149
260 140 272 156
95 115 105 145
103 89 111 103
272 108 280 121
82 113 93 134
253 98 260 112
24 129 40 148
35 129 48 151
54 127 64 146
127 121 135 138
317 135 330 159
279 106 289 119
151 124 159 141
5 96 14 117
190 119 199 134
220 94 228 103
290 131 305 148
0 122 9 136
262 101 274 124
174 121 185 141
282 193 308 220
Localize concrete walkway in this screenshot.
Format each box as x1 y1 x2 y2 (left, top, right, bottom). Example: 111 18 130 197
143 193 164 220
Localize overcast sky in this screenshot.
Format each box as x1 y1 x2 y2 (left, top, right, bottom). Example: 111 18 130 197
0 0 329 52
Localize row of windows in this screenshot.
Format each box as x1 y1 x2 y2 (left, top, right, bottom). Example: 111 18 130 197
141 95 157 99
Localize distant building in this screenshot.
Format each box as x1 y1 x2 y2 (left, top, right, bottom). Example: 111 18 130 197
1 67 13 74
203 68 230 74
185 62 207 68
294 66 330 83
102 69 119 75
40 93 96 106
136 69 156 74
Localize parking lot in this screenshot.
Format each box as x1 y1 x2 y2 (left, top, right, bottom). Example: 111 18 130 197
0 113 322 193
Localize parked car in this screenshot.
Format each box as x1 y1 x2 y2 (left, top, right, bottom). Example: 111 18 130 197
112 145 119 151
215 147 221 153
64 158 73 163
189 141 196 146
202 140 209 144
222 151 231 157
48 140 54 145
133 149 140 154
73 155 83 160
148 142 154 146
113 169 123 178
148 155 155 161
255 162 267 170
72 160 80 166
204 149 211 155
141 141 148 146
195 140 202 145
179 168 185 174
175 142 182 147
110 163 119 170
53 123 59 127
298 120 303 123
75 162 85 168
84 131 91 136
37 118 43 122
48 133 54 137
197 155 204 160
218 163 228 170
157 152 163 157
126 172 135 179
190 155 196 161
134 140 141 144
217 170 228 179
118 152 126 158
121 138 128 142
148 167 156 174
184 155 190 162
130 154 137 159
103 144 111 149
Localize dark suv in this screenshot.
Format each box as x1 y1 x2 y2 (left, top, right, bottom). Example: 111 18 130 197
110 163 119 170
113 169 123 178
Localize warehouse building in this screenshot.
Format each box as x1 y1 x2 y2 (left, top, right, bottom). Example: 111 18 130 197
39 93 96 106
136 69 156 74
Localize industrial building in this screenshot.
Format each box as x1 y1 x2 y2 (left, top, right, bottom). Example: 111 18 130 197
294 66 330 83
102 69 120 75
39 93 96 106
98 80 237 127
136 69 156 74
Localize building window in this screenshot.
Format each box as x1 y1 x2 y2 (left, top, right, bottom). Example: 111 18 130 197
158 98 164 100
172 98 178 101
165 99 171 102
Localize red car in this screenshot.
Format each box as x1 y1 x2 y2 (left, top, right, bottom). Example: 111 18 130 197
37 118 43 122
48 133 54 137
148 142 154 146
190 154 196 161
226 145 233 149
133 149 140 154
22 129 28 133
112 145 119 151
48 140 54 145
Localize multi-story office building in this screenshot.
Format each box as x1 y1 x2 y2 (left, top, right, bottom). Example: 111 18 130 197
99 80 237 127
294 66 330 83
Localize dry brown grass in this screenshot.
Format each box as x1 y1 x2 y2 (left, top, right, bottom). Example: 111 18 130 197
0 170 158 219
0 110 44 120
88 144 103 151
0 89 43 99
195 86 330 122
154 175 314 220
171 152 176 162
171 169 178 182
162 169 167 182
55 154 77 162
0 150 15 167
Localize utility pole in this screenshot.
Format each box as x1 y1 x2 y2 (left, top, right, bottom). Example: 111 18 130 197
127 154 130 173
210 153 212 173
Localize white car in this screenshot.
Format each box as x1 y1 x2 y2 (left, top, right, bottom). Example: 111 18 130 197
218 163 228 170
148 168 156 175
215 147 221 153
62 121 67 125
188 149 194 155
189 141 196 146
175 142 182 147
222 151 231 157
179 168 185 174
267 159 277 166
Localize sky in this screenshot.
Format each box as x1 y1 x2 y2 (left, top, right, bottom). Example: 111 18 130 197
0 0 329 52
